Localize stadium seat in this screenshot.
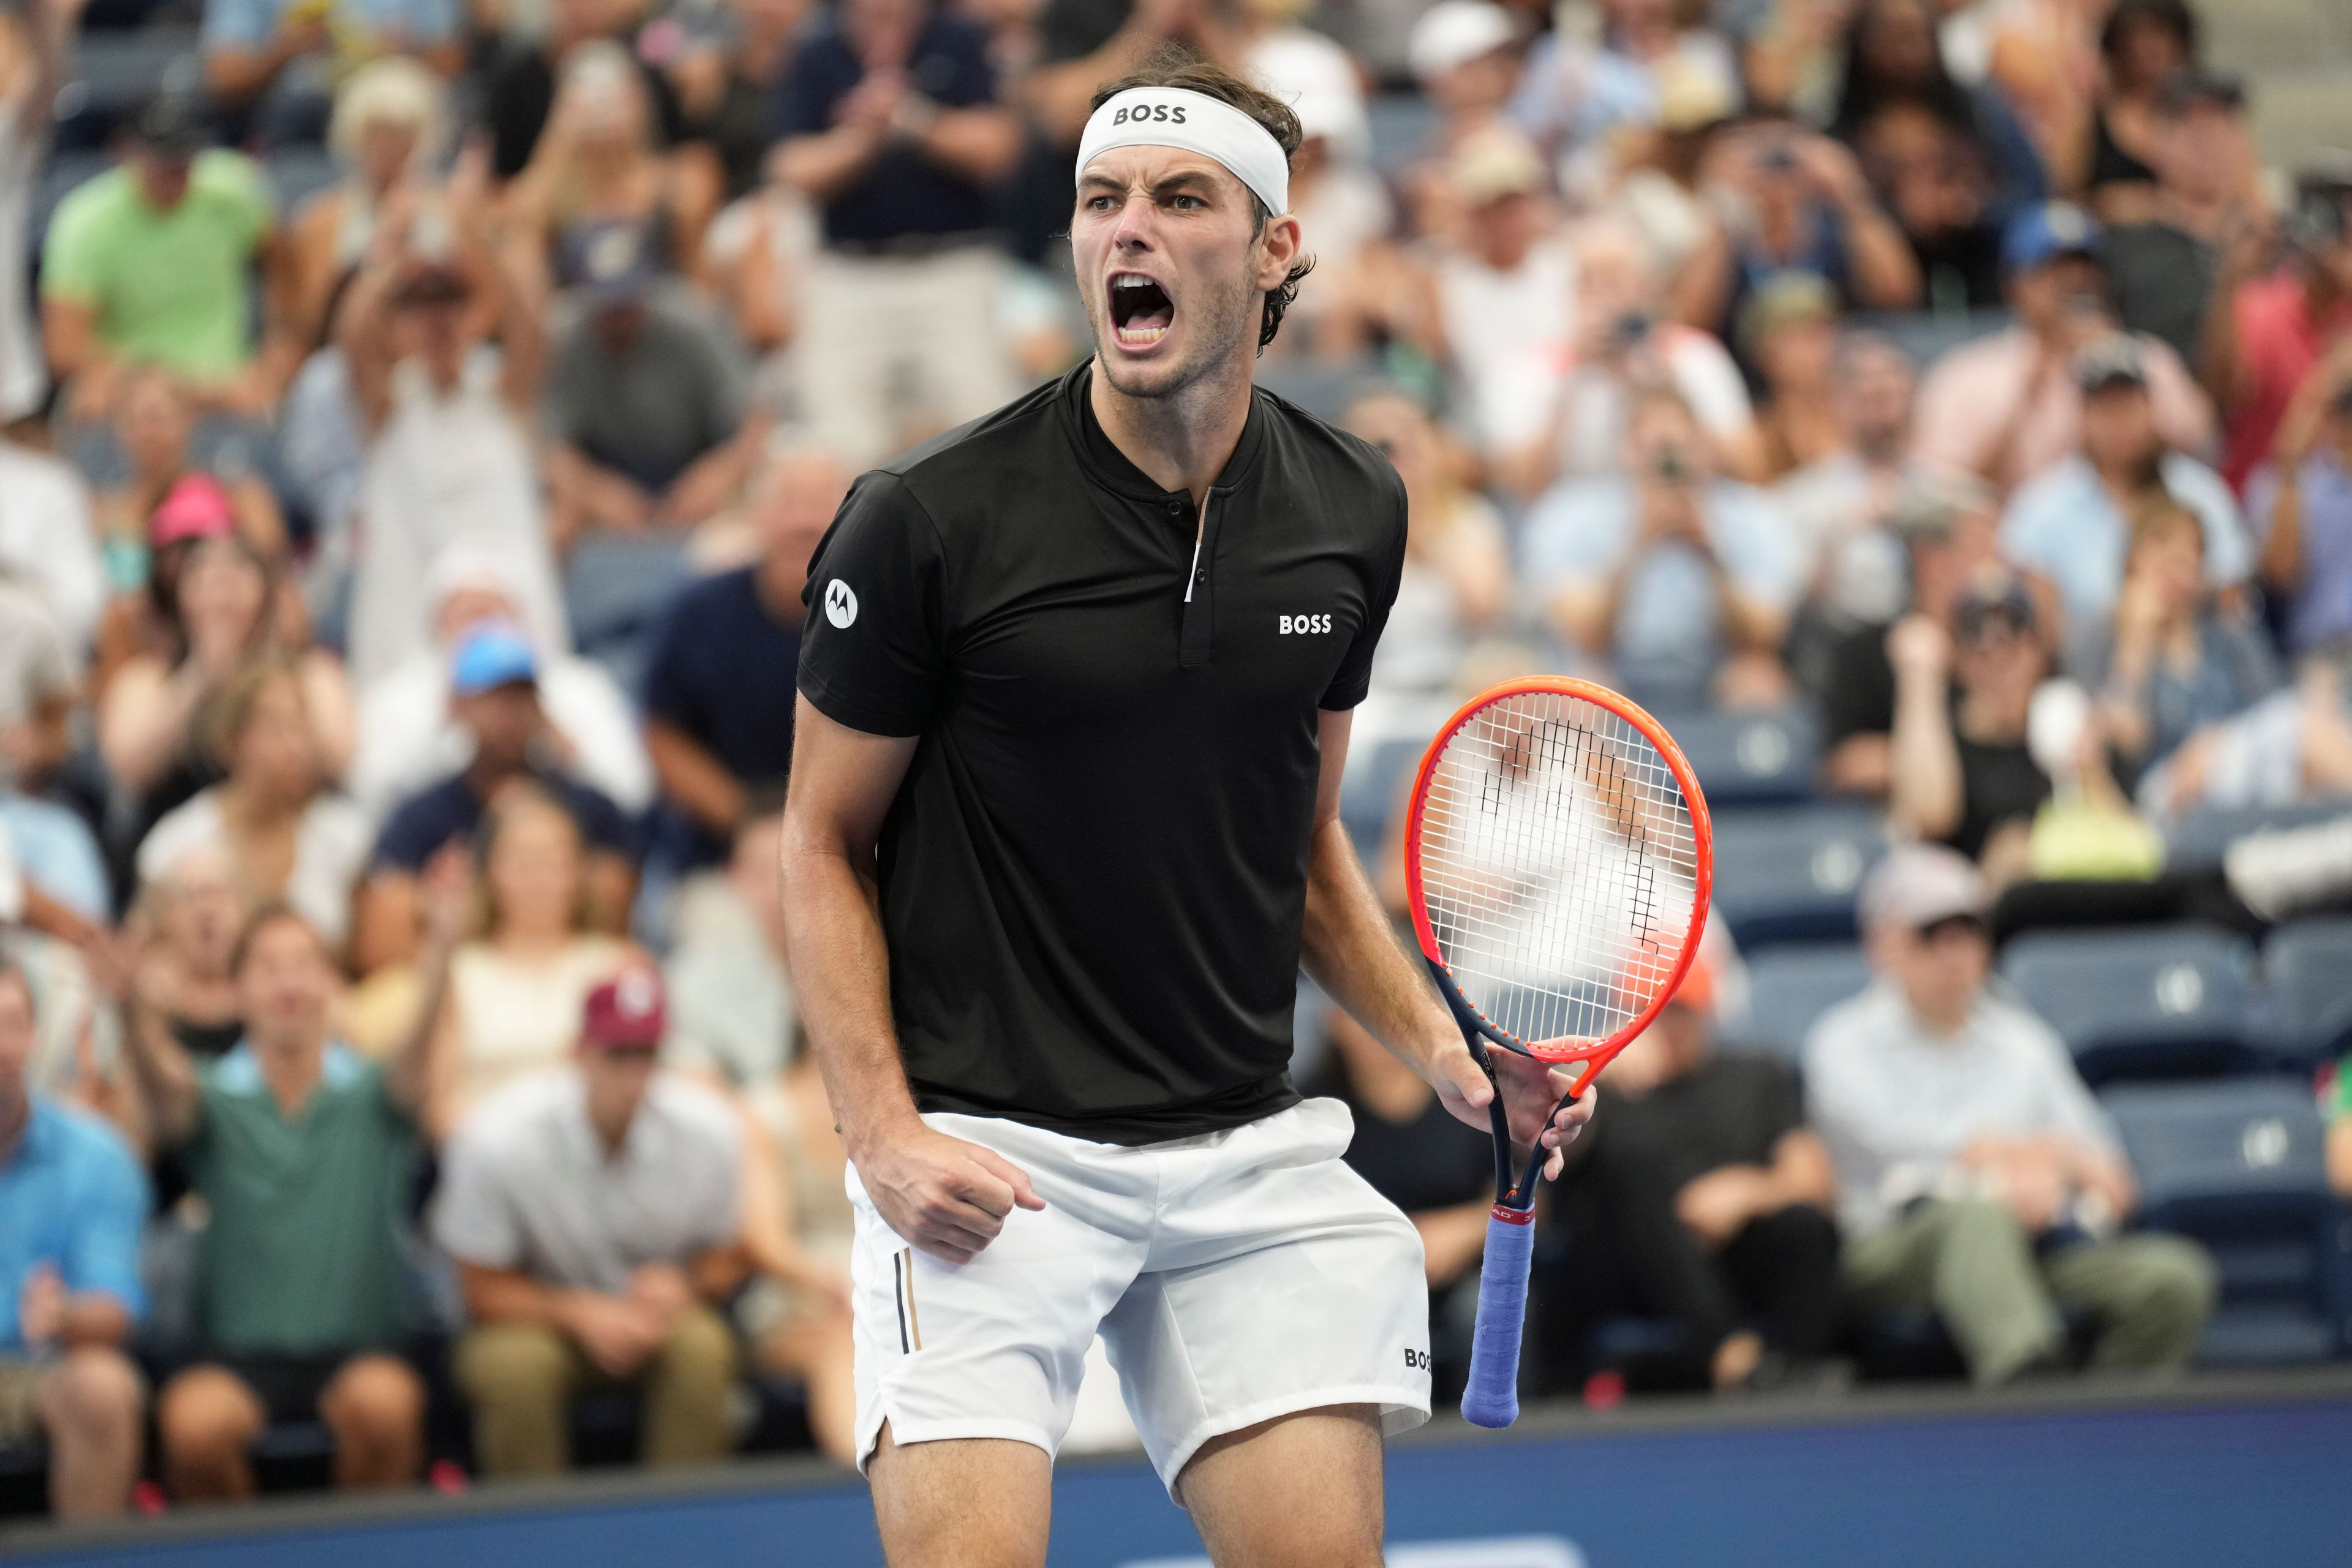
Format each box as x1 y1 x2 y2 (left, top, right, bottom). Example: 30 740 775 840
2102 1080 2348 1365
1660 707 1819 808
2263 917 2352 1067
1709 804 1887 949
2164 800 2351 876
1725 943 1873 1067
1998 925 2264 1086
1365 92 1439 176
52 26 201 150
267 146 342 211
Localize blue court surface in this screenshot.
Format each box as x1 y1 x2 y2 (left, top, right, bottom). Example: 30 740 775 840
10 1376 2346 1568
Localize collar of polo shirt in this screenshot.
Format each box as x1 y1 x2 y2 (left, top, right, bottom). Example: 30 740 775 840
1076 88 1291 217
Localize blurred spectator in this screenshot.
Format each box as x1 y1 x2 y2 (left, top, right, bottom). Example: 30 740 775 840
1496 214 1763 497
1597 61 1735 280
2249 342 2352 654
99 532 353 856
1806 845 2217 1384
1829 0 2043 225
541 220 756 539
2214 182 2352 496
1886 573 2054 875
407 783 638 1133
664 806 796 1087
1341 391 1507 742
286 59 449 347
201 0 460 148
437 963 742 1477
640 448 845 869
1776 331 1921 694
1022 0 1238 156
771 0 1020 467
1406 1 1518 141
1302 1006 1491 1396
484 0 688 180
2094 496 2275 796
135 659 371 954
0 0 77 424
1549 958 1840 1392
1526 386 1800 712
339 156 568 686
124 907 431 1501
0 585 91 863
40 91 295 423
0 957 148 1518
2078 0 2199 214
1509 0 1739 164
1912 202 2212 496
1998 334 2249 646
1849 89 2009 313
1981 0 2108 191
2100 70 2267 382
2331 1053 2352 1200
356 624 636 975
127 842 248 1063
1259 77 1391 362
506 44 719 285
0 425 102 654
94 370 287 584
1743 270 1843 480
1430 126 1572 462
670 0 811 203
350 548 650 826
1671 119 1921 345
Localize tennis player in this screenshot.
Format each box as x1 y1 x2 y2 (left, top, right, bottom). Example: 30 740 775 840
780 51 1594 1567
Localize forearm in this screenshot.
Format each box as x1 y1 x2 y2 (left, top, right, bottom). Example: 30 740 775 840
1887 676 1962 839
914 108 1020 187
1713 572 1787 653
644 722 747 837
462 1265 595 1332
1839 200 1922 309
778 836 921 1160
202 42 295 105
1298 816 1454 1074
2258 474 2304 590
1765 1131 1836 1211
774 127 886 205
121 1003 200 1147
1023 24 1163 143
2328 1118 2352 1200
58 1295 131 1351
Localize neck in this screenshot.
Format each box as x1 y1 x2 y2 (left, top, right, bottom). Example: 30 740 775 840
1090 353 1254 505
466 755 524 797
252 1031 323 1110
1855 428 1906 467
587 1095 632 1154
219 780 296 827
754 557 807 625
1908 997 1972 1038
0 1088 26 1162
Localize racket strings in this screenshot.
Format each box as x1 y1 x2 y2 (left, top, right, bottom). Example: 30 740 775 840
1417 692 1700 1053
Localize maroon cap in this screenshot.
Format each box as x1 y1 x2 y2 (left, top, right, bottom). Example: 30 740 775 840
582 964 666 1049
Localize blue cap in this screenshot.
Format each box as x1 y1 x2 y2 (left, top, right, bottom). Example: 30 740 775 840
2002 202 2103 274
450 619 538 696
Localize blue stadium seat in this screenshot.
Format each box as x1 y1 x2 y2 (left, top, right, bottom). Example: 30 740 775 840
2102 1080 2349 1365
1727 943 1873 1067
2164 801 2350 876
1709 804 1887 949
1364 92 1439 176
268 146 342 211
52 27 201 149
1998 925 2264 1086
2263 918 2352 1068
1659 707 1819 808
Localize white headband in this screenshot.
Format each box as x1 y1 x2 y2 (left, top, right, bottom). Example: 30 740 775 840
1076 88 1290 217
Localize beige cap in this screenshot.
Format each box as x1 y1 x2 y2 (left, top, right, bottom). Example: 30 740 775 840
1857 843 1991 933
1450 126 1547 207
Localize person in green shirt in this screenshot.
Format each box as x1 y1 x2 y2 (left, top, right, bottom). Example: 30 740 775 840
39 89 298 424
123 899 432 1501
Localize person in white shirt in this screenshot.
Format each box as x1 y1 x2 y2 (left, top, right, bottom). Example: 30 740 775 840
0 0 73 423
1804 843 2215 1384
347 545 649 826
0 440 102 652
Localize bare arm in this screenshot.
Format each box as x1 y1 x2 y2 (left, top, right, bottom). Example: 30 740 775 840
908 104 1020 187
336 241 402 435
778 698 1044 1262
644 718 747 839
118 988 200 1148
1885 617 1964 843
1765 1126 1836 1210
773 123 891 206
2329 1117 2352 1200
1300 707 1594 1168
10 0 79 135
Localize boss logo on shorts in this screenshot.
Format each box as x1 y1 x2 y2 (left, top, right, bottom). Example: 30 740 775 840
824 579 859 629
1109 101 1188 126
1402 1348 1430 1372
1278 613 1333 635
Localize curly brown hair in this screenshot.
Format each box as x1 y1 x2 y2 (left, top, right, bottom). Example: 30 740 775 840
1089 47 1315 351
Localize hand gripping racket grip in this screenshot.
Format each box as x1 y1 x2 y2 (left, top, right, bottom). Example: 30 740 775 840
1461 1207 1536 1429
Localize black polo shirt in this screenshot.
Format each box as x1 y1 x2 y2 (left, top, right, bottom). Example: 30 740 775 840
797 364 1408 1144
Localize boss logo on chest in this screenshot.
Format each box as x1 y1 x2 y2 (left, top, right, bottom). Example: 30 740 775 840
1278 614 1333 635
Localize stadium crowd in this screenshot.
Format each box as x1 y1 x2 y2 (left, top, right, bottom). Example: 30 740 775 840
2 0 2350 1523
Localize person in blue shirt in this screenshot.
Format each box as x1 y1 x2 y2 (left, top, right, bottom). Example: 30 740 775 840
0 958 149 1518
202 0 461 145
2248 349 2352 655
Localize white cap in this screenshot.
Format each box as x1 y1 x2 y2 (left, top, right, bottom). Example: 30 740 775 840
1857 843 1991 934
1409 0 1516 81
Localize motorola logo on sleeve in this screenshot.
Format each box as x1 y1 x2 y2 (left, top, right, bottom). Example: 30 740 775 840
824 579 859 628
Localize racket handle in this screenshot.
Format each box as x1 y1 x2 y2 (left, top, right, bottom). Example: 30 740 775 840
1461 1208 1536 1430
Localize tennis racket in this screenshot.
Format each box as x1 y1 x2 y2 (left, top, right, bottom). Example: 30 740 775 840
1403 677 1713 1428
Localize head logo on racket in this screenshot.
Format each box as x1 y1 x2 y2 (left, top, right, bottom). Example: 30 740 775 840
823 579 859 630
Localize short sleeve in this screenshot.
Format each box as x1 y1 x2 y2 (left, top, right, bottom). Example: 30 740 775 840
431 1124 525 1270
205 153 276 249
1712 486 1803 612
199 0 275 51
796 472 949 737
2168 457 2253 587
61 1123 150 1319
563 780 634 856
1319 469 1408 711
370 793 447 872
1520 480 1630 589
1666 330 1755 434
39 184 108 304
769 33 843 143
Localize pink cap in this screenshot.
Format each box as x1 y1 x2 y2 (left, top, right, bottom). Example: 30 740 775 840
149 473 236 549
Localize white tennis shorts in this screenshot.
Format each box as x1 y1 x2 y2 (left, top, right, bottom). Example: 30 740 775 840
849 1098 1433 1494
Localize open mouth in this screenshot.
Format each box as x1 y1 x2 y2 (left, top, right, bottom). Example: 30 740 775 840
1109 272 1174 350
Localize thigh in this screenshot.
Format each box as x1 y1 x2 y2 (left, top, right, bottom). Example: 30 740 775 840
1839 1204 1948 1308
2040 1234 2206 1314
1109 1102 1433 1496
847 1115 1148 1476
1179 1405 1385 1568
0 1360 42 1448
869 1422 1053 1568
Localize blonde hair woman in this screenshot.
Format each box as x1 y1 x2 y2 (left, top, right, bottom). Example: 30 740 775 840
288 58 451 344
